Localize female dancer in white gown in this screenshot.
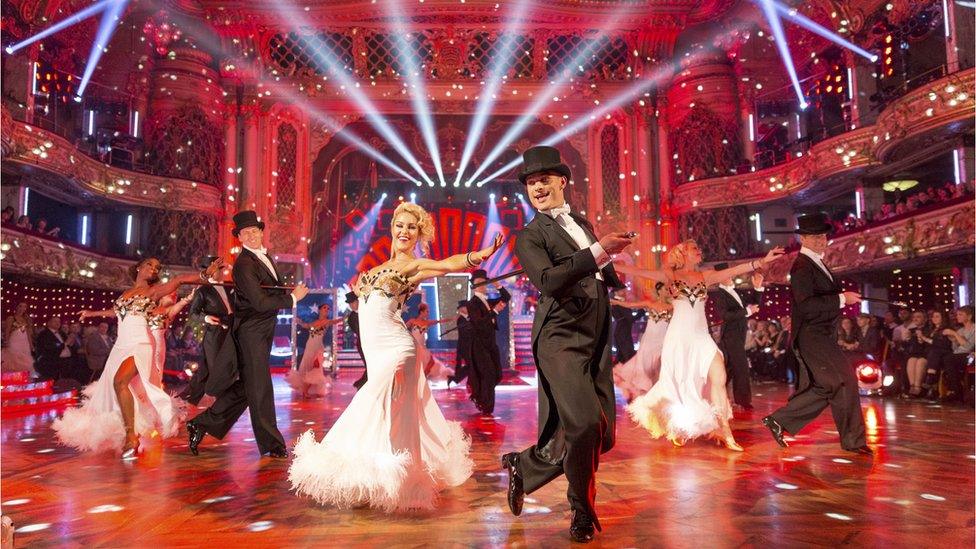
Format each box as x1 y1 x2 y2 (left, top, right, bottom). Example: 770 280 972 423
290 202 503 511
54 257 221 458
615 241 783 450
148 291 195 388
611 283 672 402
2 302 35 375
287 303 343 397
406 303 455 382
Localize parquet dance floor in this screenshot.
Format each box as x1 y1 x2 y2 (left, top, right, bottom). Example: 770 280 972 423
2 372 973 547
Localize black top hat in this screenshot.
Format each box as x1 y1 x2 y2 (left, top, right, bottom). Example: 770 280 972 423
457 300 469 309
198 255 219 269
713 262 730 271
517 145 572 185
232 210 265 237
345 291 358 304
470 269 489 282
794 213 833 235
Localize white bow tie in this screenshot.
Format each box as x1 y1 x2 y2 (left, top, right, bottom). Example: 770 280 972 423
545 203 571 218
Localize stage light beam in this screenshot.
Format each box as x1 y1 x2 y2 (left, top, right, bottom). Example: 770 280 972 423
76 0 130 99
4 0 116 55
757 0 808 109
772 2 878 62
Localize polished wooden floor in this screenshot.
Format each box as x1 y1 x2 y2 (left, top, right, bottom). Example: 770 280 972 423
2 372 973 548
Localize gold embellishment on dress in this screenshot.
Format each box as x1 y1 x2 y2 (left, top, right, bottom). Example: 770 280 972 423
114 295 156 321
648 309 673 323
307 326 325 337
669 280 708 306
147 313 169 330
357 268 417 308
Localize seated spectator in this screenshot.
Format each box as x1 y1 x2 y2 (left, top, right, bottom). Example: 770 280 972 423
34 316 71 380
771 316 796 384
837 317 860 352
1 207 14 224
34 218 61 237
919 310 953 400
856 313 883 357
15 215 31 231
901 310 929 397
941 306 975 402
84 322 113 382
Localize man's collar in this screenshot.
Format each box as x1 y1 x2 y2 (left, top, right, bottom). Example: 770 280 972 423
800 246 824 262
244 244 268 255
541 202 571 218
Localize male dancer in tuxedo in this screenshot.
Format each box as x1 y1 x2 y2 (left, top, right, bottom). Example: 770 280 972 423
610 291 637 363
711 266 765 410
466 271 510 414
501 145 634 543
763 213 871 455
447 301 471 389
346 291 369 390
179 256 237 406
188 210 309 458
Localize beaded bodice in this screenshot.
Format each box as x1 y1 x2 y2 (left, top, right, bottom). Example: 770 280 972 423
9 317 30 332
307 325 326 337
114 295 156 321
648 308 674 323
148 313 169 330
669 279 708 307
357 268 417 309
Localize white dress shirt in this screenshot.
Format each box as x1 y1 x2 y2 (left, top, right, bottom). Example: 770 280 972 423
541 203 610 281
243 245 297 307
799 246 845 308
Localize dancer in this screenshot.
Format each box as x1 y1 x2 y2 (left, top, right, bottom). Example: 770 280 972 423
615 241 784 450
711 268 765 410
501 145 632 543
610 292 638 363
611 283 672 403
147 290 195 388
762 213 871 455
188 210 309 458
289 202 503 511
2 302 35 375
447 301 472 389
287 303 343 397
466 271 510 415
406 303 455 382
179 256 237 406
55 256 221 457
346 291 369 390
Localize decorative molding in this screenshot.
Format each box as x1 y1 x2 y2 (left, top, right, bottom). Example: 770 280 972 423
824 199 975 273
672 68 975 213
0 228 196 291
2 113 223 214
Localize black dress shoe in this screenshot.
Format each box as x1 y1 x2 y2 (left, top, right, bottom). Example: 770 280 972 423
267 447 289 459
501 452 523 516
845 445 874 455
569 511 596 543
762 416 789 448
740 404 755 411
187 421 204 456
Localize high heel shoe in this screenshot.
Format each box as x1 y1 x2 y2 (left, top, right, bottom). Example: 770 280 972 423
722 436 744 452
121 436 141 460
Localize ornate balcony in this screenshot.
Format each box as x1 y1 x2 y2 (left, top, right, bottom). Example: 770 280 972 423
0 227 196 291
1 108 222 214
672 68 976 213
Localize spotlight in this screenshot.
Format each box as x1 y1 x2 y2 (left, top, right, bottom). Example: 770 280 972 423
410 192 417 203
4 46 12 55
3 0 116 55
381 192 388 199
771 1 879 62
756 0 807 108
489 193 496 201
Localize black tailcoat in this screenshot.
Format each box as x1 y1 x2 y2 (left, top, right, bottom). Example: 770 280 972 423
711 286 761 407
180 285 237 404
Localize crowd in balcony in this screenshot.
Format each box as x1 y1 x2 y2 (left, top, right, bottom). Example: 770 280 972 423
831 180 974 235
1 207 63 237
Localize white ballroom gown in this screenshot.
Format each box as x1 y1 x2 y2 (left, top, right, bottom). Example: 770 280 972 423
411 324 453 382
286 326 331 395
627 280 731 443
289 269 473 511
2 319 34 373
614 308 672 402
53 296 184 453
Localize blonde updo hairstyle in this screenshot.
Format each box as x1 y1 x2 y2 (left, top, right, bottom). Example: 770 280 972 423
390 202 435 257
664 239 699 271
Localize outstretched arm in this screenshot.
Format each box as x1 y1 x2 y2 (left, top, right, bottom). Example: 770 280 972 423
701 247 785 287
406 234 504 282
79 308 116 320
610 298 670 312
165 290 196 321
612 262 667 282
144 259 223 300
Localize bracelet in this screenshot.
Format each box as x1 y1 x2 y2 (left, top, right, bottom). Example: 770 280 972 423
199 269 208 282
466 252 482 267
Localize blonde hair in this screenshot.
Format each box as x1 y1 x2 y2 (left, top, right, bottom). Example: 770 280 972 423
391 202 435 257
665 239 698 271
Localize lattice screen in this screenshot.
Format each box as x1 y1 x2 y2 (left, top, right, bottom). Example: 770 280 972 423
364 33 431 78
275 123 298 214
470 33 535 79
146 106 223 187
267 32 355 76
678 206 754 262
600 124 621 215
143 209 218 266
670 107 742 184
546 35 630 79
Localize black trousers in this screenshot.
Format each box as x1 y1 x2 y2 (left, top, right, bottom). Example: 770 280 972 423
352 343 368 389
192 317 285 454
613 319 636 363
720 337 751 407
180 324 235 404
469 343 500 413
518 289 615 523
770 331 866 450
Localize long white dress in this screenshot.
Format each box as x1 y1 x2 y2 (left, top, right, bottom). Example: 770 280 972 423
411 324 453 382
148 314 167 388
286 326 331 395
2 319 34 373
289 269 473 511
627 280 730 443
53 296 184 453
614 308 671 402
